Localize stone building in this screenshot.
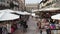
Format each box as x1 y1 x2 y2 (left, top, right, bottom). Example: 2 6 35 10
26 3 39 12
18 0 25 11
0 0 10 9
39 0 59 9
0 0 25 11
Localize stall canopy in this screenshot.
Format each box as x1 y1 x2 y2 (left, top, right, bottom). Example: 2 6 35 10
0 12 19 21
0 9 31 15
32 8 60 12
15 11 39 17
51 14 60 20
0 9 16 13
15 11 31 15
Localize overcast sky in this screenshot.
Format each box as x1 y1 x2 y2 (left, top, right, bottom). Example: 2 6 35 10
25 0 42 4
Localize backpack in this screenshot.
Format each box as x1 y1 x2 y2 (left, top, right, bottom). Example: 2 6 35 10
50 24 55 29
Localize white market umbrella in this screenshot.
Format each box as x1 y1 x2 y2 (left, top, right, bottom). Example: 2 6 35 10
0 12 5 18
0 12 19 21
15 11 31 15
51 14 60 20
0 9 16 13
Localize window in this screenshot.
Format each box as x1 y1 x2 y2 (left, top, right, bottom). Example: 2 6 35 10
0 0 5 2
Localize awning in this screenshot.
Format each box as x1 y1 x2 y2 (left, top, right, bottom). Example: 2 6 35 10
51 14 60 20
0 9 16 13
0 12 19 21
32 8 60 12
15 11 31 15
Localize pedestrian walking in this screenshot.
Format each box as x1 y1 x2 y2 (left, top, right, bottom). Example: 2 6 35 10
2 27 8 34
45 20 50 34
41 19 46 34
23 21 28 32
37 19 42 34
6 24 11 34
50 19 56 34
17 23 21 29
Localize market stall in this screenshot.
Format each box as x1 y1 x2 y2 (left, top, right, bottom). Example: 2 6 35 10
32 8 60 34
51 14 60 34
0 12 19 34
33 8 60 19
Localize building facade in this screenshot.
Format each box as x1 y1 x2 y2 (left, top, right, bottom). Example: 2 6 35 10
18 0 25 11
0 0 10 9
39 0 59 9
0 0 25 11
26 3 39 12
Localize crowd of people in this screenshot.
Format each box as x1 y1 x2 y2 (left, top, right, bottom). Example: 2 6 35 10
37 18 60 34
17 15 29 32
0 15 29 34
